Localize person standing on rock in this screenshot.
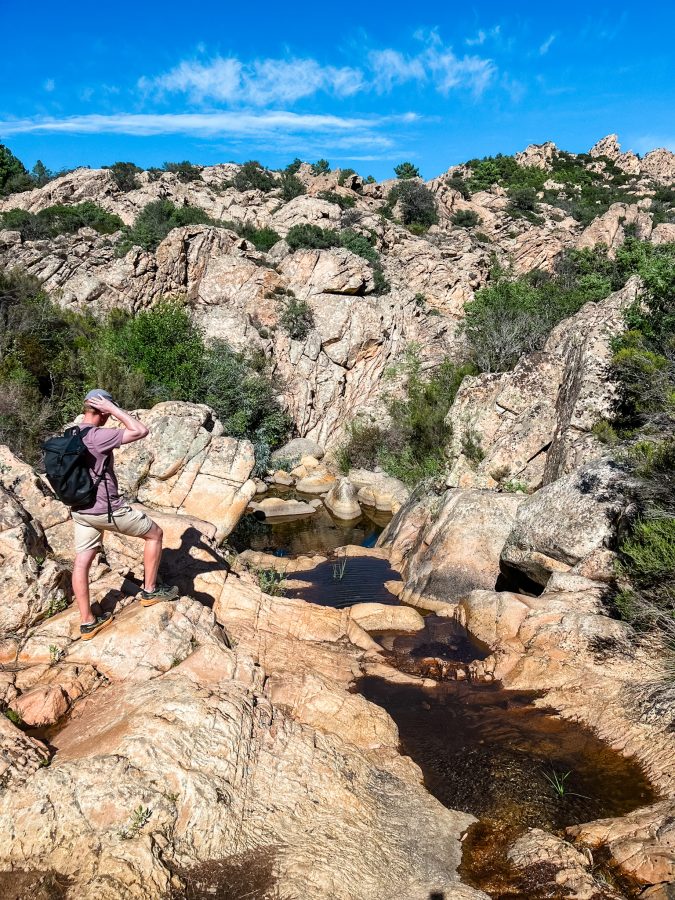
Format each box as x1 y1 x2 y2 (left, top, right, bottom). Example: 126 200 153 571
70 389 178 639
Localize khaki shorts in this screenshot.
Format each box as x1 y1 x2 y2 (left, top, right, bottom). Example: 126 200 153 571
72 504 154 555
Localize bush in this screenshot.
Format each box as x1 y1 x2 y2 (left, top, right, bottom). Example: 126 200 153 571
310 159 331 176
233 161 275 193
317 190 355 209
386 181 438 230
279 171 305 201
99 300 204 401
339 228 389 294
279 296 314 340
108 162 142 192
338 350 476 487
284 158 303 175
118 200 214 253
507 185 538 212
1 202 124 240
466 154 547 194
446 175 470 199
202 341 290 462
451 209 481 228
394 162 420 179
286 224 340 251
239 226 281 252
163 161 202 183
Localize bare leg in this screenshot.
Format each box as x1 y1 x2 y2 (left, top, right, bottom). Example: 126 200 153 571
72 549 99 624
142 523 163 592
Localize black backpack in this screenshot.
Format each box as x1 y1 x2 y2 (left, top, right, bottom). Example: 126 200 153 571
42 426 110 515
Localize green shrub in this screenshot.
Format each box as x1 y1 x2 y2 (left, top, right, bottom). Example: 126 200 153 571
337 420 384 472
461 426 485 464
118 200 214 253
163 161 202 182
394 162 420 179
0 269 290 467
451 209 481 227
385 181 438 230
338 350 476 487
1 202 124 240
202 340 290 465
310 159 331 176
239 226 281 252
284 158 303 175
108 162 142 191
233 161 275 193
446 175 470 199
465 154 547 194
279 296 314 340
100 301 204 401
286 224 339 251
507 185 538 212
279 171 305 201
317 190 356 209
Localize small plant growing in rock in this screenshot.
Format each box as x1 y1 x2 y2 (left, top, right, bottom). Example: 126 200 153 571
592 420 619 445
461 427 485 465
45 594 69 619
279 296 314 341
317 190 355 210
414 293 427 307
3 708 22 727
255 568 287 597
49 645 65 665
118 805 152 840
503 479 529 494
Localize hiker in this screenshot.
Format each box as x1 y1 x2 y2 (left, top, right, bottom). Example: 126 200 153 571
67 390 178 639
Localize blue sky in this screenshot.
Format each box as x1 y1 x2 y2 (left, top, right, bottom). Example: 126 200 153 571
1 1 673 180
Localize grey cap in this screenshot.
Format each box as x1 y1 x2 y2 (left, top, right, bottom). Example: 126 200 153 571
84 388 116 405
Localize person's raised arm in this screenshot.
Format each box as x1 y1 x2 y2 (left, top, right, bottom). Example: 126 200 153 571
86 397 149 444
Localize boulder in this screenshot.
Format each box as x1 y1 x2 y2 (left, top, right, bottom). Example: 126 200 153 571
501 459 626 586
295 470 336 494
279 247 375 298
249 497 315 518
382 489 523 606
568 800 675 887
324 477 361 519
348 603 425 634
349 468 410 513
0 484 70 637
271 437 325 465
508 828 624 900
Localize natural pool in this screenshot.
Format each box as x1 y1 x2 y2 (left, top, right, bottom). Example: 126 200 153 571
233 492 658 899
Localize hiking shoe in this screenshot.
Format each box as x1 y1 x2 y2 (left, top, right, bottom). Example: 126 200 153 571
139 583 179 607
80 611 113 641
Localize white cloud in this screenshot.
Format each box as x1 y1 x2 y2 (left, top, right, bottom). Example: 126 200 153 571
539 33 557 55
43 78 55 92
139 57 242 103
0 110 408 147
369 41 496 97
141 39 496 107
465 25 501 47
141 55 363 106
369 49 426 92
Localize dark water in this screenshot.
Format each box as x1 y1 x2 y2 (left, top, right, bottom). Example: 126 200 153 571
373 614 489 678
284 555 402 608
358 676 658 898
229 489 391 557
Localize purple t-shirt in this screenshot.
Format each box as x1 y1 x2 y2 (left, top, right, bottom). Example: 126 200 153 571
77 426 125 515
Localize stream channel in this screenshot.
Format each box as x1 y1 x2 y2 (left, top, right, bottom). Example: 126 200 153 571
233 491 659 899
